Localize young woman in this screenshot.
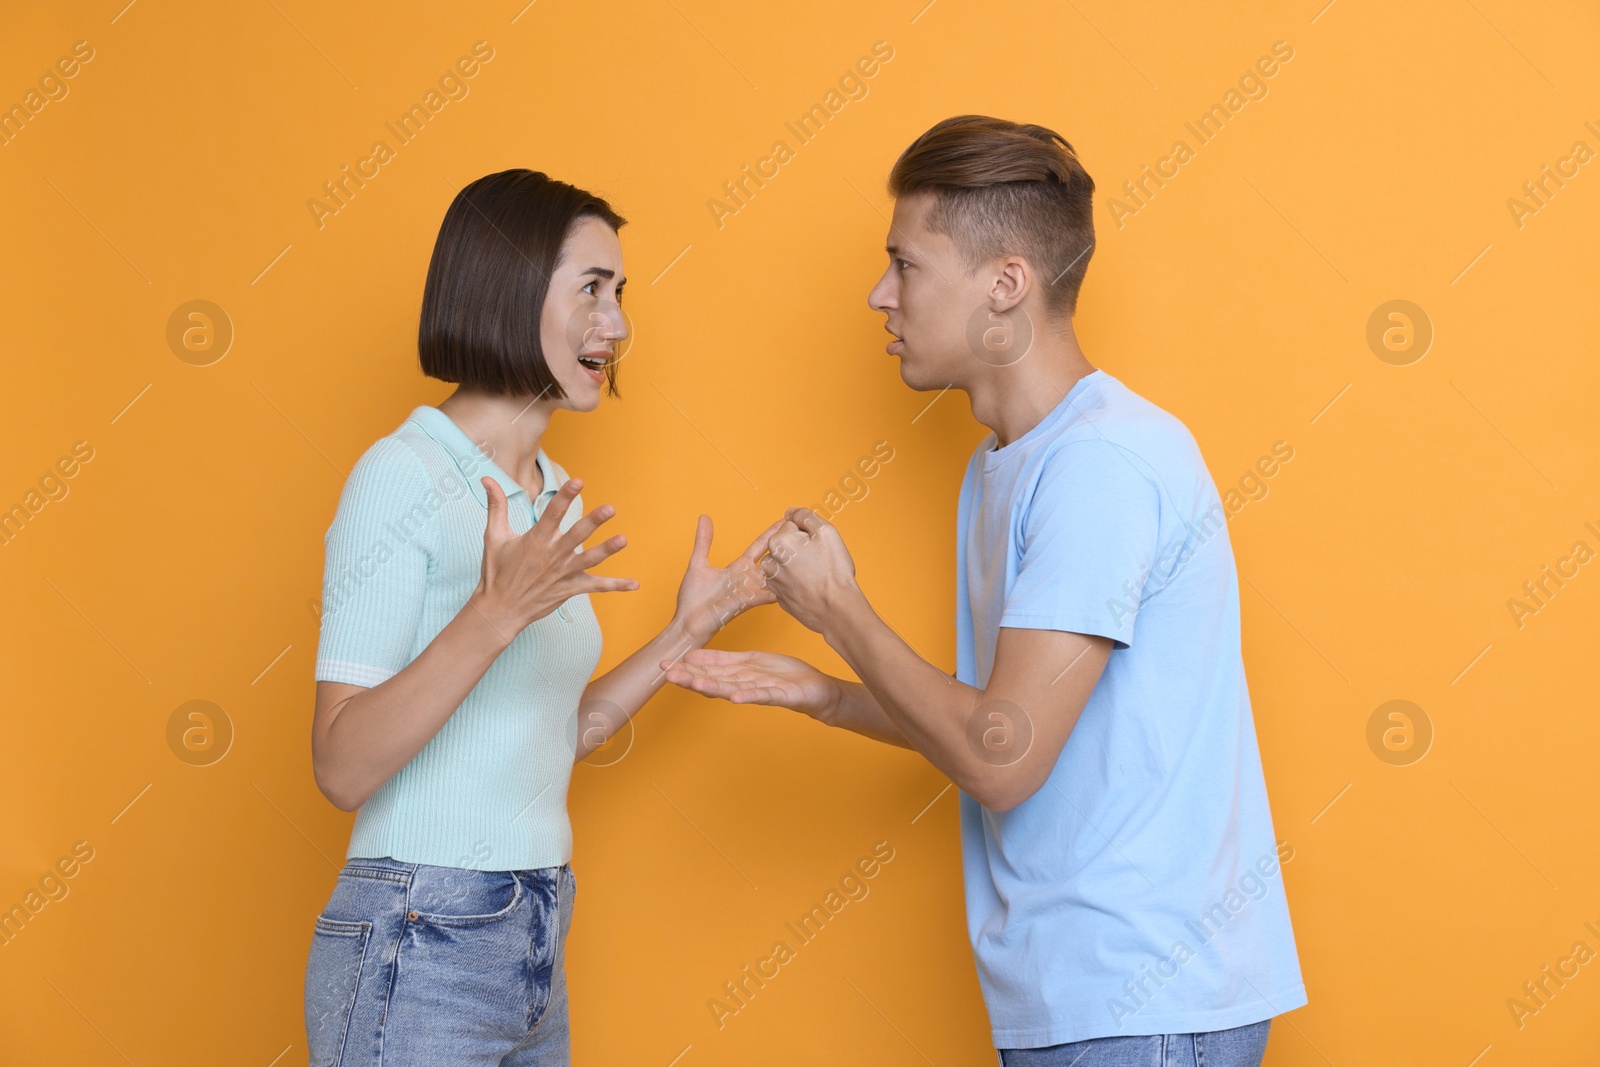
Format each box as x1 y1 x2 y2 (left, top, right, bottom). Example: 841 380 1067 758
304 169 777 1066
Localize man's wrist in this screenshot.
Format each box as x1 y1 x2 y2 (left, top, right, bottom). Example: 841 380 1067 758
818 582 873 651
809 674 848 726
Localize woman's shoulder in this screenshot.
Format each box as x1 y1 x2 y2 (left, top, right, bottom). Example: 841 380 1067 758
329 422 450 533
347 429 433 492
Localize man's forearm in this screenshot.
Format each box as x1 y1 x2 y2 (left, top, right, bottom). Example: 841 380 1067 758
819 589 986 788
816 678 916 748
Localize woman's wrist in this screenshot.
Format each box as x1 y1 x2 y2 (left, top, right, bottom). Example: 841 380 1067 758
669 606 719 649
464 587 526 651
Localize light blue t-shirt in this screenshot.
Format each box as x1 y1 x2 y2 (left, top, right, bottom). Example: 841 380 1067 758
955 369 1307 1047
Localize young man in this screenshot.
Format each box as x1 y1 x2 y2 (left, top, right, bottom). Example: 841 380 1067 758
661 115 1306 1065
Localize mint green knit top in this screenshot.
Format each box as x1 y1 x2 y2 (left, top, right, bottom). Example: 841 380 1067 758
314 405 602 870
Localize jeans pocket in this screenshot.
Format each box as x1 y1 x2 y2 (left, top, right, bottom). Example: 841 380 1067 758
305 916 371 1067
410 868 524 927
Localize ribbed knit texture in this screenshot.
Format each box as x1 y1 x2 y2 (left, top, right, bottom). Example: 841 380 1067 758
314 405 602 871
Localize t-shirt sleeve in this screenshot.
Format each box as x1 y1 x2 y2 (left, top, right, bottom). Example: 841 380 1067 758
314 436 434 687
999 439 1160 649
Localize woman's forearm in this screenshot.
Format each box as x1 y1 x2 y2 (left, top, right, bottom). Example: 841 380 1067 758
573 614 703 763
313 591 515 810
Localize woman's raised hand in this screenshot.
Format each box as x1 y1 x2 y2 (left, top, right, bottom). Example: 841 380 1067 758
473 476 638 634
672 515 785 644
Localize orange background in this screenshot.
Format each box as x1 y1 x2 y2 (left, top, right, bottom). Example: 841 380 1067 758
3 1 1598 1064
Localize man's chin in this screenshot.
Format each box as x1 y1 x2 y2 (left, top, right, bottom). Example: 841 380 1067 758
896 358 949 393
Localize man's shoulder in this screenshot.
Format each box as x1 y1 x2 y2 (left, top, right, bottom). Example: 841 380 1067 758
1077 373 1194 439
1051 375 1206 476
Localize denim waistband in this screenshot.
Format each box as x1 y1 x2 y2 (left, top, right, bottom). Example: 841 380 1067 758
343 855 568 880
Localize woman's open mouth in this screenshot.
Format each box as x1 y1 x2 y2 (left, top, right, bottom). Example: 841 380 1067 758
578 352 609 382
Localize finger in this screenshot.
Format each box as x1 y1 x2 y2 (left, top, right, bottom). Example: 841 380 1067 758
660 657 760 689
690 514 713 564
682 674 751 700
556 503 619 554
657 659 718 687
578 574 640 594
787 507 827 535
681 648 757 666
759 551 782 581
658 660 727 687
535 478 584 532
660 666 703 690
739 518 788 565
741 586 779 608
570 533 629 572
729 686 791 705
768 529 805 559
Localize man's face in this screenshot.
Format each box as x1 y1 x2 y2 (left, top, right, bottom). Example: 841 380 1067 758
866 192 993 391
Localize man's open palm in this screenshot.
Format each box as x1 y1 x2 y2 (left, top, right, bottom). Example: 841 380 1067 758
659 648 835 715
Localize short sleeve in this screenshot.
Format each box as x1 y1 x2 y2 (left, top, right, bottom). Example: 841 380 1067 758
1000 440 1160 649
314 436 433 687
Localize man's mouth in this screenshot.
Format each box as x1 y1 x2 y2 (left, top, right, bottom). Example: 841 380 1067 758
885 327 903 356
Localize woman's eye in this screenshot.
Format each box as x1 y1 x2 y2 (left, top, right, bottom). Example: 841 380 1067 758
582 280 598 296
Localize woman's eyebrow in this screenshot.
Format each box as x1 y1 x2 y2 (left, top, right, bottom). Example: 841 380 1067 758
578 266 616 280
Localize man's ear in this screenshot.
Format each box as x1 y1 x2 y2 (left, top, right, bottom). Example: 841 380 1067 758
988 255 1033 313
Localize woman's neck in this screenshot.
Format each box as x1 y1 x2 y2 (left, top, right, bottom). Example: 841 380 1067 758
436 388 554 495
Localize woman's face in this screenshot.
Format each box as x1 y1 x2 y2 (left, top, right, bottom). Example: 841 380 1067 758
539 216 628 412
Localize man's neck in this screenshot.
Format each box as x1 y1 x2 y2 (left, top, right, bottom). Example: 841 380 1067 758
965 322 1096 448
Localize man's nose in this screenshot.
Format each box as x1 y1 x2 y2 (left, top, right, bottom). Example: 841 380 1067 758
868 274 894 311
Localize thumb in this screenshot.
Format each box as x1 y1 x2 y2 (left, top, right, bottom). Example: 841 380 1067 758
690 514 713 564
482 477 509 538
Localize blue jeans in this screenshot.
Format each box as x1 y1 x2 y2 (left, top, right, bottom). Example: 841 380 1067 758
304 856 576 1067
1000 1019 1271 1066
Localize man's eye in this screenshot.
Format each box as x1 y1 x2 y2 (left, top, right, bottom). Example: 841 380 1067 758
896 259 911 270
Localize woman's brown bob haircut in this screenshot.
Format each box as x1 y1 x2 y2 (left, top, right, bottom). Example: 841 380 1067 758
887 115 1096 317
419 168 627 399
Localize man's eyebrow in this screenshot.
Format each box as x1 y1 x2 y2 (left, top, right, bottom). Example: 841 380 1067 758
885 243 903 256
